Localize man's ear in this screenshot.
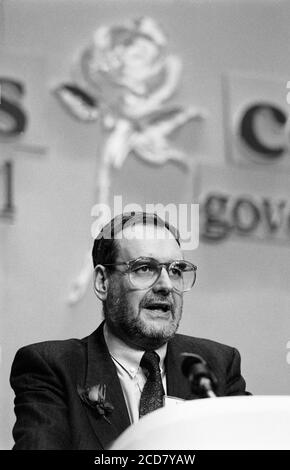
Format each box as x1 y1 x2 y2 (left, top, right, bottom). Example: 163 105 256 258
94 265 109 300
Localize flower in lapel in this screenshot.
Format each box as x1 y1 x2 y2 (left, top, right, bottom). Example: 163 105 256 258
77 383 114 424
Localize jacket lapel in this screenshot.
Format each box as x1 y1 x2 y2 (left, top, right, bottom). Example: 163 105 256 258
83 322 130 449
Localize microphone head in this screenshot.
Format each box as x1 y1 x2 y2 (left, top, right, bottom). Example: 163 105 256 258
181 353 206 378
181 352 218 394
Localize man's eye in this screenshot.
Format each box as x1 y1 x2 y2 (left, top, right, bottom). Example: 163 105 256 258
134 264 155 274
171 268 182 277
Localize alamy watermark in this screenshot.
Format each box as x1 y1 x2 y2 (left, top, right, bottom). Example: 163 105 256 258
90 196 199 250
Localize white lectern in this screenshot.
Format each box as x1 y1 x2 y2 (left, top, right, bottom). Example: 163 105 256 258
110 396 290 450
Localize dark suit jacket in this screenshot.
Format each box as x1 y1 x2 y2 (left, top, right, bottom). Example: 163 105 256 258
10 322 250 450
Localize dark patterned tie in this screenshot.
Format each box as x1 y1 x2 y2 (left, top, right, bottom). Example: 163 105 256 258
139 351 165 418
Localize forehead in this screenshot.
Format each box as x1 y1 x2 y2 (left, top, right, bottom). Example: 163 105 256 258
115 223 182 261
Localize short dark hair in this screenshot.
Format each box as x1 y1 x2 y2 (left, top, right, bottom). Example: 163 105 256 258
92 211 180 269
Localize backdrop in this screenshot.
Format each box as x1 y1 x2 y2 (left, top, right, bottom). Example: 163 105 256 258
1 0 290 450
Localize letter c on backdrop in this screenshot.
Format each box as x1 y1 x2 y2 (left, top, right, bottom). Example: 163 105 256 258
239 103 287 160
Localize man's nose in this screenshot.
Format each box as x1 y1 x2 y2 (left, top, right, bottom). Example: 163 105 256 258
152 266 173 294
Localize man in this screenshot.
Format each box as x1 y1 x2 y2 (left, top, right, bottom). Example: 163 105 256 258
10 212 250 450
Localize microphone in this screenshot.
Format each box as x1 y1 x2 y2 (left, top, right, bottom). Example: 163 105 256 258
181 353 218 398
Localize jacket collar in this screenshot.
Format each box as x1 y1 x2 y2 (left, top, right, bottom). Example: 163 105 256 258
84 321 131 449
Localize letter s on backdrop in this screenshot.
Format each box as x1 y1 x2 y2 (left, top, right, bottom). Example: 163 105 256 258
0 78 27 139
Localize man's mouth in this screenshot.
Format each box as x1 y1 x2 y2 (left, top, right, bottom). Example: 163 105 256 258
143 302 172 313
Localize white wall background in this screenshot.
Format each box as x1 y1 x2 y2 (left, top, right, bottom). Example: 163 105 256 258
1 0 290 449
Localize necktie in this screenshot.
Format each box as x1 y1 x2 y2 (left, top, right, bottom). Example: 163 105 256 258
139 350 165 418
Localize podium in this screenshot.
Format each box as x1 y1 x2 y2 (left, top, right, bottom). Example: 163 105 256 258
110 396 290 450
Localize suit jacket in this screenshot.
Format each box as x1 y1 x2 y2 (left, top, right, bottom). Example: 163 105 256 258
10 321 250 450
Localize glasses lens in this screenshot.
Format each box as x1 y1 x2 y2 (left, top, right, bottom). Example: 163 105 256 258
128 258 197 291
129 259 159 289
169 261 196 292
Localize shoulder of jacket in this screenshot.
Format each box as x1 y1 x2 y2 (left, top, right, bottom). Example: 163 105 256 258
172 333 236 355
15 333 91 363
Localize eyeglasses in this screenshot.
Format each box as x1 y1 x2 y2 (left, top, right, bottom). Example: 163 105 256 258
102 257 197 293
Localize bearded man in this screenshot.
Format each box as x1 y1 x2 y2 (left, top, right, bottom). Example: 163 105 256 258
10 212 250 449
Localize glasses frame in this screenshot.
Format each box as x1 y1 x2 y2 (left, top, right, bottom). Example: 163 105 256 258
101 256 197 292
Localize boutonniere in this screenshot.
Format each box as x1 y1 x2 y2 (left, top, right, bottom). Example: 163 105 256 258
77 383 114 424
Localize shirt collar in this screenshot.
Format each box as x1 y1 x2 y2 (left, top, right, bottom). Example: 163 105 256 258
103 322 167 378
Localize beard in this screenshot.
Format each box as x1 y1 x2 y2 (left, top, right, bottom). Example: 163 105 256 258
103 281 183 350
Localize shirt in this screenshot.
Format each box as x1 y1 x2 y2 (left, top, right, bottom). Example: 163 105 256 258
103 323 167 424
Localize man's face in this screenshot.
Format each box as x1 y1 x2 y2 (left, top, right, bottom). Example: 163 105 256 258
104 223 184 349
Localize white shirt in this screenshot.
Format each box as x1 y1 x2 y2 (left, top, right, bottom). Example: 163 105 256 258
103 323 167 424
